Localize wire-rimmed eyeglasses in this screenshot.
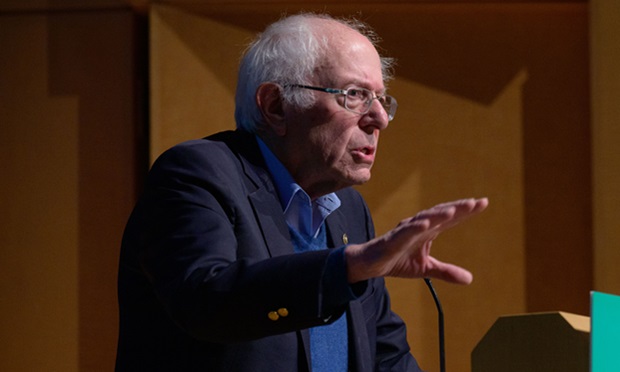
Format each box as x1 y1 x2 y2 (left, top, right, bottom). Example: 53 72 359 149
288 84 398 121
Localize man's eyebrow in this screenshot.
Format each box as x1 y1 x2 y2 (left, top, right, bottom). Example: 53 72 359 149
345 80 386 94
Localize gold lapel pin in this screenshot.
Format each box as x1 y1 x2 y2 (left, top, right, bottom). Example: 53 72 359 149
342 233 348 245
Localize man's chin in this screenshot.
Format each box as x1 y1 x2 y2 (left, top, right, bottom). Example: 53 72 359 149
348 170 372 186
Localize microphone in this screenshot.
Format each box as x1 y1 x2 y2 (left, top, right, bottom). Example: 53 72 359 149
424 278 445 372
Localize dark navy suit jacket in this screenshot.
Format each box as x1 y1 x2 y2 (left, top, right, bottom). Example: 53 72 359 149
115 130 422 371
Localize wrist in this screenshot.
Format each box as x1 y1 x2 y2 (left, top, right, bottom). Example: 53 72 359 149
344 244 374 283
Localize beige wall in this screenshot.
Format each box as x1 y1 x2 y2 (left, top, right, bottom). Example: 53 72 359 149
591 0 620 295
0 4 142 371
0 15 80 370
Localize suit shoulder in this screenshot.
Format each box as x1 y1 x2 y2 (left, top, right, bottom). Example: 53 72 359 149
150 131 253 175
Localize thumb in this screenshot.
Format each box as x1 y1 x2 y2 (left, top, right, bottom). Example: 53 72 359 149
426 257 473 285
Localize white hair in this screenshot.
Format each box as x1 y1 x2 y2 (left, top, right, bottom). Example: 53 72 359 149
234 13 395 133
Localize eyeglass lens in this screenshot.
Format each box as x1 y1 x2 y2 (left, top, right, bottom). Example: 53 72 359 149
344 88 396 119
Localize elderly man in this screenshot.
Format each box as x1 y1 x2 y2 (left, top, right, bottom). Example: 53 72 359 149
115 13 487 372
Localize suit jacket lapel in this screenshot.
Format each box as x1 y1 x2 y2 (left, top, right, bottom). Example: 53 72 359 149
230 131 294 258
248 190 293 258
325 198 374 372
229 131 313 370
325 207 348 249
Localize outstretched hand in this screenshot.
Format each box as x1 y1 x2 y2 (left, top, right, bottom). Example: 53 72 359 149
345 198 489 284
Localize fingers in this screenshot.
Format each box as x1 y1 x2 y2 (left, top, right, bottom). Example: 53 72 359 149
411 197 488 232
411 205 456 225
392 198 487 251
403 198 487 285
427 197 488 217
426 257 473 285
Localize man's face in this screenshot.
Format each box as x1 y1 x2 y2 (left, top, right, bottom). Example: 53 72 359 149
282 26 390 199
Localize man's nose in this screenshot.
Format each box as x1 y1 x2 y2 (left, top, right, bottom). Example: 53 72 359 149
361 98 389 132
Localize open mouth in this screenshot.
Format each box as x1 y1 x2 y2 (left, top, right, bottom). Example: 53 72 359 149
359 146 375 156
352 146 375 162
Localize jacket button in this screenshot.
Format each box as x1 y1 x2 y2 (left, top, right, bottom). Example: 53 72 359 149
277 308 289 317
268 311 279 321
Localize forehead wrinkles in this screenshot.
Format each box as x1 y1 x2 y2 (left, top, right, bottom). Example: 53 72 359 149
323 45 382 89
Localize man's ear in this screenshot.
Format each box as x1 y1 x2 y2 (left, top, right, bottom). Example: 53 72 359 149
256 83 286 136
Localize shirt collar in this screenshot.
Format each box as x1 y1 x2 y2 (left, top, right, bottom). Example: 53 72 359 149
256 136 340 237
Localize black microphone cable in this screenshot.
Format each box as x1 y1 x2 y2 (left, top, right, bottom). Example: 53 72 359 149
424 278 445 372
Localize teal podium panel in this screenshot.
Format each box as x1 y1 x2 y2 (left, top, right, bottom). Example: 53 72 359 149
591 291 620 372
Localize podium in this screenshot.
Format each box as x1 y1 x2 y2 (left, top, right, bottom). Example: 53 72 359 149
471 311 589 371
472 291 620 372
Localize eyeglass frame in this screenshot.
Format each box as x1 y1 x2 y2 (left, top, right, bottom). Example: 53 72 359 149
287 84 398 121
